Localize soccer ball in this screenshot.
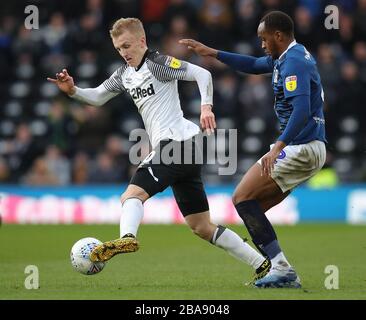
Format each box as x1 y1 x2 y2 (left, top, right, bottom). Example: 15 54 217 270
70 237 105 275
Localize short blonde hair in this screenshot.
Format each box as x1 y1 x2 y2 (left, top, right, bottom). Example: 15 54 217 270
109 17 145 39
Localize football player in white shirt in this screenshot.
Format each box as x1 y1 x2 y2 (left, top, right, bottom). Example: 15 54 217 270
47 17 270 282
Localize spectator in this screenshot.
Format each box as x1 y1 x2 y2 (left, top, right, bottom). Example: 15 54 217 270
44 145 71 185
47 100 77 153
336 61 364 117
163 0 198 30
0 123 42 182
87 151 123 184
104 135 130 182
12 26 43 60
337 13 355 53
71 104 111 153
293 6 323 53
316 44 341 106
354 0 366 40
353 41 366 83
198 0 234 50
22 157 60 185
161 16 194 58
213 71 240 118
68 14 104 53
41 12 68 54
0 157 10 183
239 75 274 124
72 151 90 184
233 0 261 43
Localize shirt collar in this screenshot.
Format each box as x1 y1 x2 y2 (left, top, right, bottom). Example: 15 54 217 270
135 49 149 71
278 39 297 60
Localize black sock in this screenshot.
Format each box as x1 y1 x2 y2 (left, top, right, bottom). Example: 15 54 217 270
122 233 135 238
210 225 226 244
235 199 281 259
256 259 271 274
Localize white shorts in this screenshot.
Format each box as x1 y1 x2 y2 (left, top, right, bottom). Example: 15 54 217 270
257 140 326 192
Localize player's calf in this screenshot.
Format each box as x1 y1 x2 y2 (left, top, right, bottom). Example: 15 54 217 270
189 223 216 241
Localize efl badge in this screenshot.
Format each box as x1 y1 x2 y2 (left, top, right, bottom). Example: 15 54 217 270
169 57 181 69
285 75 297 91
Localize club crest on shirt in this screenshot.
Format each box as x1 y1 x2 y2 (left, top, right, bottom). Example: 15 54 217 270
285 75 297 91
167 57 181 69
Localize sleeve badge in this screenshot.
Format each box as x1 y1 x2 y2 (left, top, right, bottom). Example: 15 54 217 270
169 57 182 69
285 75 297 91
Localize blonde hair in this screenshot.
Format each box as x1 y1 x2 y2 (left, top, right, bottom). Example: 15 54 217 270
109 17 146 39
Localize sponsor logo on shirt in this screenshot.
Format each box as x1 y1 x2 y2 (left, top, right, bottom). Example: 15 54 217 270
126 83 155 99
274 150 286 164
273 68 279 84
277 150 286 159
285 75 297 92
313 116 325 124
304 48 311 60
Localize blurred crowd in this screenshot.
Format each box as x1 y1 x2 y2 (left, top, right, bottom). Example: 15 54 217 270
0 0 365 186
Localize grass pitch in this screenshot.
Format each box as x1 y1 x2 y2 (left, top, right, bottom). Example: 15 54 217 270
0 224 365 300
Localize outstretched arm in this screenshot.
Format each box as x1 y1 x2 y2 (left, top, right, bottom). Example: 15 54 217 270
184 62 216 135
217 51 273 74
70 85 118 107
47 69 118 106
179 39 273 74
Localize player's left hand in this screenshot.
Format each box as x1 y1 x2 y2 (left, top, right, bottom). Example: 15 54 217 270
200 104 216 135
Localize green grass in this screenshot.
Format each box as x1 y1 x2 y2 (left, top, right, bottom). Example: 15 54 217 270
0 224 365 300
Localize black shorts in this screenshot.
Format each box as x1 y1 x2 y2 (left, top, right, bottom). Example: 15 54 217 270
130 137 209 216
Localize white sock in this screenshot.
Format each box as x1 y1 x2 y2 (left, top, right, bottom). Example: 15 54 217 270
119 198 144 238
271 252 291 268
212 226 265 270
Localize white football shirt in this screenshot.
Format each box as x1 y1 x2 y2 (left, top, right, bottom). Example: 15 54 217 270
71 50 213 148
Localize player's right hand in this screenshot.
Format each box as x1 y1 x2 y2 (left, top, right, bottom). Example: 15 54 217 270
179 39 218 58
47 69 76 95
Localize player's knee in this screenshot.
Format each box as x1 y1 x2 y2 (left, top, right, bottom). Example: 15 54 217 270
120 186 149 204
232 189 257 205
120 194 126 204
120 193 129 204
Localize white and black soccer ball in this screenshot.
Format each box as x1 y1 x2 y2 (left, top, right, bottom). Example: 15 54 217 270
70 237 105 275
